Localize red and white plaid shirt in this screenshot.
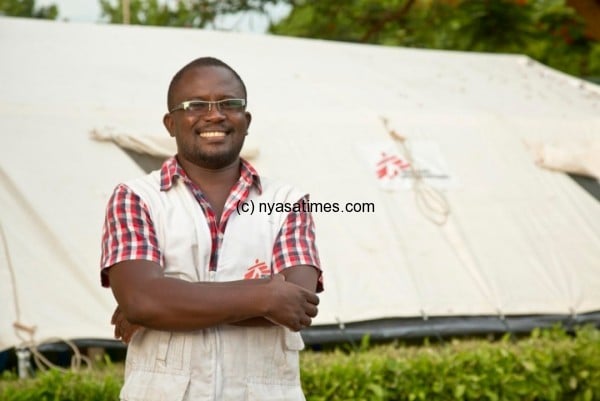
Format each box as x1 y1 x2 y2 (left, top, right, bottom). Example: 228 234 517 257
100 157 322 291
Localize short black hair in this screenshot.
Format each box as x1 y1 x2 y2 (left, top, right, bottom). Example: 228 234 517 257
167 57 247 111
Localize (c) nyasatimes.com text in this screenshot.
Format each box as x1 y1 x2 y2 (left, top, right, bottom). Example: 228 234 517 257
236 199 375 215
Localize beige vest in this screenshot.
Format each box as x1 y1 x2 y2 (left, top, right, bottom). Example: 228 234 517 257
120 170 307 401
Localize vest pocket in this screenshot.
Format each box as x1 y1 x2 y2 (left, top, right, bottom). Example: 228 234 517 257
284 331 305 352
119 370 190 401
247 382 306 401
123 330 191 400
157 331 186 371
127 330 188 372
245 327 303 384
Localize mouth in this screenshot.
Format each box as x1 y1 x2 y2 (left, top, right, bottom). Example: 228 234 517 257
199 131 227 138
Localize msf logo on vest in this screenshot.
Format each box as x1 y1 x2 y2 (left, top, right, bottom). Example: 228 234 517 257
244 259 272 279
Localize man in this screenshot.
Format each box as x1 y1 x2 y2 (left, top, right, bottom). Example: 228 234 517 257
100 57 323 401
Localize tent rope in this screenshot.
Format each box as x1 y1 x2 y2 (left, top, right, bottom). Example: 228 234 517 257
0 220 92 375
380 117 451 226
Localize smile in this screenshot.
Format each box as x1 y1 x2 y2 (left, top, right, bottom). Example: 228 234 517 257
199 131 227 138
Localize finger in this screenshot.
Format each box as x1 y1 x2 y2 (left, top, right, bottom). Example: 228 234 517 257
300 316 312 327
120 322 131 342
115 315 124 331
306 305 318 318
123 325 141 344
306 293 319 306
114 316 127 339
114 325 121 340
121 322 133 338
111 305 120 324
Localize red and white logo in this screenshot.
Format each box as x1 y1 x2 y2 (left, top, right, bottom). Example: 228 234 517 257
376 152 410 180
244 259 271 280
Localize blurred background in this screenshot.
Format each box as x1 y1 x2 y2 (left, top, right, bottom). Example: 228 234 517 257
2 0 599 82
1 1 600 399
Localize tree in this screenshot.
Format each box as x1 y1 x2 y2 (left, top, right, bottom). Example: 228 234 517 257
99 0 291 28
270 0 600 78
0 0 58 19
95 0 599 78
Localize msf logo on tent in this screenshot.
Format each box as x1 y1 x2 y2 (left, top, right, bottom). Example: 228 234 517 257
244 259 271 279
376 152 410 180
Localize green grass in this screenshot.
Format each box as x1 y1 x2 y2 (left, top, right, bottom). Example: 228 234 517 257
2 326 599 401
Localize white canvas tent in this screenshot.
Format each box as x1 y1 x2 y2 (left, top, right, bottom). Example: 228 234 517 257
1 16 600 356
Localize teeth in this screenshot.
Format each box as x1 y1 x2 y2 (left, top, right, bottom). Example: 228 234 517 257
200 131 226 137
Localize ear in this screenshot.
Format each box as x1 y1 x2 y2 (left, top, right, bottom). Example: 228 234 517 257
163 113 175 137
245 111 252 135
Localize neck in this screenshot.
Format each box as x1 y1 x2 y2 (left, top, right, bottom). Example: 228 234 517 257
178 157 241 189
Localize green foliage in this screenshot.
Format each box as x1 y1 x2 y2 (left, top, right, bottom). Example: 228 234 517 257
1 326 600 401
99 0 288 27
527 0 599 77
0 0 58 19
99 0 202 27
302 325 600 401
438 0 538 52
95 0 598 77
0 362 122 401
270 0 416 44
271 0 600 78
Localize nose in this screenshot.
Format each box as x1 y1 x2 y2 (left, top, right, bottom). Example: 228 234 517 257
203 101 226 120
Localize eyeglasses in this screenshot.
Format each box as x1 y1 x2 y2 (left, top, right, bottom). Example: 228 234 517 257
169 98 246 114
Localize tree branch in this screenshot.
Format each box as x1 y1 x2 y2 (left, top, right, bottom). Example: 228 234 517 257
360 0 417 42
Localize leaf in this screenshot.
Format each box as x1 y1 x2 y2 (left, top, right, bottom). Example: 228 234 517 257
569 376 577 390
367 383 384 399
521 361 537 372
454 384 466 398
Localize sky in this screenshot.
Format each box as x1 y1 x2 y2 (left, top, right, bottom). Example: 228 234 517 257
36 0 290 32
38 0 101 22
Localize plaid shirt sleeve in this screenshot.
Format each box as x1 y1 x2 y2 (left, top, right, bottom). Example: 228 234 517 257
100 183 162 287
271 195 323 292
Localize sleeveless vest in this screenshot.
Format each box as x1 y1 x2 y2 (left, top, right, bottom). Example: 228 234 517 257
119 170 307 401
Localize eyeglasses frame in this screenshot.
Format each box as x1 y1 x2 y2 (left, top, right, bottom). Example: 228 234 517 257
169 98 247 114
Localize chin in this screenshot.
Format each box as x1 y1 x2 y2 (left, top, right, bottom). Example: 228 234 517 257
195 152 240 169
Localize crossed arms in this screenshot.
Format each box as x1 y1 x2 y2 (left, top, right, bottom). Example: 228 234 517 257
108 260 320 342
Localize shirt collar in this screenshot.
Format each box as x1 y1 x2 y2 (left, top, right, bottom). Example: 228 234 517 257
159 156 262 194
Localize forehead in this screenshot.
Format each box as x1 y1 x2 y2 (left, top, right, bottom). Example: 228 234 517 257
172 66 244 101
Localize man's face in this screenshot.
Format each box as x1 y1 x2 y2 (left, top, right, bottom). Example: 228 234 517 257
163 65 251 170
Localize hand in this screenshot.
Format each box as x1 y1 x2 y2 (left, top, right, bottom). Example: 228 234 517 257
263 274 319 331
111 305 142 344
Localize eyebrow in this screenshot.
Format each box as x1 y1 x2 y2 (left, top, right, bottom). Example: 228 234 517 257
186 94 243 101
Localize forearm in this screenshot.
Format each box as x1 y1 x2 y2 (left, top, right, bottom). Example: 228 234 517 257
109 261 319 333
115 276 271 331
230 317 274 327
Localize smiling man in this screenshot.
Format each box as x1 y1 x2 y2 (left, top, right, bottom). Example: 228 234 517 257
100 57 323 401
